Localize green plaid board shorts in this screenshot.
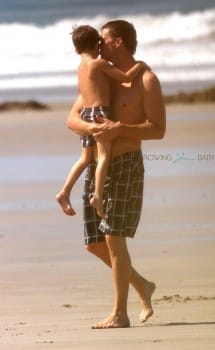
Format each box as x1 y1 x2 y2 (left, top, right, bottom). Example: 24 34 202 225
82 150 144 245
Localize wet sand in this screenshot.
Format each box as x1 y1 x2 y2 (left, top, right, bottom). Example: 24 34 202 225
0 102 215 349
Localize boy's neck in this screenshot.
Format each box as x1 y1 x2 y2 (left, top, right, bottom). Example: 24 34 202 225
81 50 98 60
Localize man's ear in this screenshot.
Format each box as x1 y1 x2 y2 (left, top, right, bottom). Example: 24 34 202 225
114 37 123 48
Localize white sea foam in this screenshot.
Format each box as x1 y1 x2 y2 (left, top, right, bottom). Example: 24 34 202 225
0 9 214 92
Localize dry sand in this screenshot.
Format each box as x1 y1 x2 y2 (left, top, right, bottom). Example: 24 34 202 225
0 103 215 349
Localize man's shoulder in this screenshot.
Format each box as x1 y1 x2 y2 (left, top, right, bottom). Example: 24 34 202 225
142 69 161 90
142 69 157 81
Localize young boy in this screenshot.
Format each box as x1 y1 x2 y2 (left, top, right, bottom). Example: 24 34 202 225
56 25 148 218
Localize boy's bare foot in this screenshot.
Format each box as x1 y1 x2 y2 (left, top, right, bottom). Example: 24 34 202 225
139 281 156 323
90 196 105 219
56 192 76 216
91 313 130 329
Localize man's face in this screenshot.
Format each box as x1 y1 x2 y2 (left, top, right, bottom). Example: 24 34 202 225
100 28 117 62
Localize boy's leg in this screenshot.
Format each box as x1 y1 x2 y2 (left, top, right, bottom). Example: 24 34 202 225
56 147 93 215
90 141 111 218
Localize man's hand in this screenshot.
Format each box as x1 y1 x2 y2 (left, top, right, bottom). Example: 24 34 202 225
90 116 120 142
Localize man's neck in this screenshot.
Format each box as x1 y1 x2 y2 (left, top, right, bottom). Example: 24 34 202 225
112 53 136 72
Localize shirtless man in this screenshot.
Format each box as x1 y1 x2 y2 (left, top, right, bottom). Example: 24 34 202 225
67 20 166 328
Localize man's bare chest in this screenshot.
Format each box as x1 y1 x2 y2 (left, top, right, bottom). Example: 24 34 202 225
113 80 142 104
111 81 144 122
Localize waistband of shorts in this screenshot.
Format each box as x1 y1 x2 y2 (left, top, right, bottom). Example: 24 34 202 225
109 150 142 164
81 106 110 113
88 150 142 168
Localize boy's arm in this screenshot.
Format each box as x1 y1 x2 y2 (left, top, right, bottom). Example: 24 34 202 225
98 59 150 82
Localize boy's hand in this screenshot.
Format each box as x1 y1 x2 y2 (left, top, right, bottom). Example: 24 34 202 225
136 60 151 71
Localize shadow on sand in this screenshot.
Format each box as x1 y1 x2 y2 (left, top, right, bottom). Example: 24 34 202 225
141 321 215 327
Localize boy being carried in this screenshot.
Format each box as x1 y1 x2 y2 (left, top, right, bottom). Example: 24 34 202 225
56 25 149 218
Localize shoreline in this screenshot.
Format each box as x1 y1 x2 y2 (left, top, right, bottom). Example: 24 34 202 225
163 86 215 104
0 86 215 110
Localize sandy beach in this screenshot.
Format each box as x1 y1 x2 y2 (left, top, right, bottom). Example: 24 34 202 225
0 102 215 349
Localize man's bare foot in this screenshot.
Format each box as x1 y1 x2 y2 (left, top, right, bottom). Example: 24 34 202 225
91 313 130 329
139 281 156 323
90 196 105 219
56 192 76 216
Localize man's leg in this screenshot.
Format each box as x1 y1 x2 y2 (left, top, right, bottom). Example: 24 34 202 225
91 235 131 328
87 239 155 328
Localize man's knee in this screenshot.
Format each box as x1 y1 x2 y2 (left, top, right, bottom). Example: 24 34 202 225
105 235 127 257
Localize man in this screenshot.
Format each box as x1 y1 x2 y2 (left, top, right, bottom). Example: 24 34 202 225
67 20 166 329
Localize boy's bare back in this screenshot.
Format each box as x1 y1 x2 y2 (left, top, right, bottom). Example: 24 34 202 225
78 56 111 107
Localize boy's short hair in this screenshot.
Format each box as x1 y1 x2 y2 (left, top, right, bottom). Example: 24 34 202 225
101 20 137 54
71 25 100 54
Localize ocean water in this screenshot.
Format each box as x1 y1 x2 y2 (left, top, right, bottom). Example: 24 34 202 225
0 0 215 102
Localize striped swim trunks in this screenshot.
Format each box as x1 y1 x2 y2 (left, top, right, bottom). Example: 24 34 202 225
80 106 110 148
82 150 144 245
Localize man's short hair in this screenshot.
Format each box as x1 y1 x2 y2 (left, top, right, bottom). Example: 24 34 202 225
71 25 100 54
101 20 137 54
